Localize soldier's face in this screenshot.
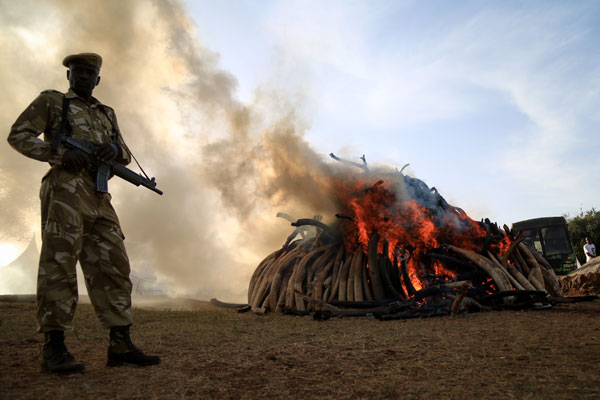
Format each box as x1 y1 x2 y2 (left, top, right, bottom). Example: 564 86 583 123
67 64 100 98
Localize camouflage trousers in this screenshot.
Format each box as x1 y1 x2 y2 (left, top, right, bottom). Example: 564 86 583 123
37 167 133 332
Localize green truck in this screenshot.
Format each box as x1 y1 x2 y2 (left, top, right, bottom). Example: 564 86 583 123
512 216 578 275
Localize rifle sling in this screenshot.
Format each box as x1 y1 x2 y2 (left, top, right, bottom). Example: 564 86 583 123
98 104 152 182
51 95 71 153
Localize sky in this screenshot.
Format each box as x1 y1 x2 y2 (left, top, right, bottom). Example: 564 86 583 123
0 0 598 299
184 0 600 219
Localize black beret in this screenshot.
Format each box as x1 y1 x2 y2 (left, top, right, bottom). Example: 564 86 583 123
62 53 102 70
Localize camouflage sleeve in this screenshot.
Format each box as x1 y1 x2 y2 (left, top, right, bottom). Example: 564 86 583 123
104 107 131 167
7 93 64 164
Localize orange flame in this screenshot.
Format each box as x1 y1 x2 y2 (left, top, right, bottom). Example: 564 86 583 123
330 171 512 299
432 259 453 282
406 257 423 291
335 176 488 257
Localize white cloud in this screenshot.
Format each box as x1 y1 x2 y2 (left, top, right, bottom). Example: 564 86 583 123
436 4 600 217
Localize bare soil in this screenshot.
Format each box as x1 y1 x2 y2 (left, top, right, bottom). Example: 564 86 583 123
1 296 599 399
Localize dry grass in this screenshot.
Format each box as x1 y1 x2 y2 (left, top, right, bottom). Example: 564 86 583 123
1 297 599 399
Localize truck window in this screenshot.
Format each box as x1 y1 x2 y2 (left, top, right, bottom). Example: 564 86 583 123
521 229 543 254
541 226 572 256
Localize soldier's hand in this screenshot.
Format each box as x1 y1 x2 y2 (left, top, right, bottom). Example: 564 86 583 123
62 149 87 172
95 143 120 162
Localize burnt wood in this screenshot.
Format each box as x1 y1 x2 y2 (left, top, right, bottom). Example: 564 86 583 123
478 290 547 305
367 233 386 299
427 253 477 273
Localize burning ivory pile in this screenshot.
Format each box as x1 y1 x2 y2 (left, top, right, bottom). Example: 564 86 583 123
247 155 564 320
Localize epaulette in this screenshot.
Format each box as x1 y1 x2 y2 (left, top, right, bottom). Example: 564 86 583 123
40 89 63 95
99 103 115 113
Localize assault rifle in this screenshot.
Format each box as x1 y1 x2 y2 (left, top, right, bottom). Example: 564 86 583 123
56 136 163 195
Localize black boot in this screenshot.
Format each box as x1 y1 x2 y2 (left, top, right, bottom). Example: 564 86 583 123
41 330 85 374
107 325 160 367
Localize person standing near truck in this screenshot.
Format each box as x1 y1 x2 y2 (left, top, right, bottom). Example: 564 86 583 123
584 237 596 263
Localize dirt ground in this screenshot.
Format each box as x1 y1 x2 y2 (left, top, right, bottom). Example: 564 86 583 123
1 296 599 400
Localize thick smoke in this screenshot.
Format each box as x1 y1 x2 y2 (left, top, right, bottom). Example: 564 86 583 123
0 0 340 300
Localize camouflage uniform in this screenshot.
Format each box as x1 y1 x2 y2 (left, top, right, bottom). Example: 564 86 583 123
8 88 134 332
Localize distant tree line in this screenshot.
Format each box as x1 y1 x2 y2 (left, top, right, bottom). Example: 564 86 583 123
565 208 600 264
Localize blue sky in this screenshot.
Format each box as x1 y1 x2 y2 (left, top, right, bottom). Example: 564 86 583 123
183 0 600 223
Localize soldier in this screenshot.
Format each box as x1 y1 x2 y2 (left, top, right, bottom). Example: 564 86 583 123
7 53 160 373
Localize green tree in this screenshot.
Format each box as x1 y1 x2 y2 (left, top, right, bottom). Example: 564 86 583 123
565 208 600 264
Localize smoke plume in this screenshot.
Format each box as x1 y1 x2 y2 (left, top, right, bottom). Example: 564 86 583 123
0 0 340 300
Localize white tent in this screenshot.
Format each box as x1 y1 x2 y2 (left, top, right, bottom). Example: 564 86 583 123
0 237 38 294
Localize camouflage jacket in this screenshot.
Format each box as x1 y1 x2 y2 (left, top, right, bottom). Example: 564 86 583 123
7 88 131 171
